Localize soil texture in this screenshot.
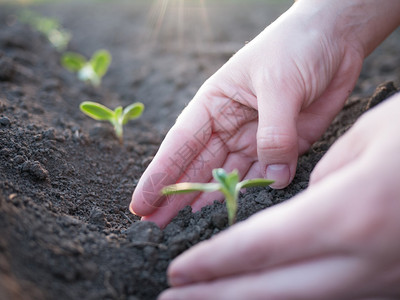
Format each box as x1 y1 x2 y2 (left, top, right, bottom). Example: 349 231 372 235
0 1 400 299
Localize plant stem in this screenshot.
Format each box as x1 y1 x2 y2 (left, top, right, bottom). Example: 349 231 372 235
113 123 123 145
225 193 237 226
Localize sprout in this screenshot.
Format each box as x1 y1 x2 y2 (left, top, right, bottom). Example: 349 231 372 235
61 50 111 86
80 101 144 144
19 9 71 51
162 168 274 225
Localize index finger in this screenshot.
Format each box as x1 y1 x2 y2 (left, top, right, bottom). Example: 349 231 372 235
130 89 230 219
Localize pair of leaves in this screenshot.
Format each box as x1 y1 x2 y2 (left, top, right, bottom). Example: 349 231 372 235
80 101 144 144
162 168 274 225
162 169 273 196
61 50 111 86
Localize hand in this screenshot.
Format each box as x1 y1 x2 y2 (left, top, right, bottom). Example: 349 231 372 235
130 0 366 227
158 93 400 300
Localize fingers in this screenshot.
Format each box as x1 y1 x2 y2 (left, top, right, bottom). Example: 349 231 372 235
165 94 400 288
190 153 252 212
241 161 262 181
192 124 260 211
130 97 215 217
309 124 365 185
166 159 371 287
256 86 301 189
159 255 363 300
310 92 400 185
162 114 400 299
131 83 261 224
132 131 229 226
141 191 206 229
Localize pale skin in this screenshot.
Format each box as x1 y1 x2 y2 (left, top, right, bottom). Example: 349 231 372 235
130 0 400 298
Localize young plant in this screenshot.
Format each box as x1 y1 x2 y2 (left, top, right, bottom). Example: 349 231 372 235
80 101 144 144
61 50 111 86
162 168 274 225
19 9 71 51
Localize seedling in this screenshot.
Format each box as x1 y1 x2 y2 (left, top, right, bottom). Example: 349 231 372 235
19 9 71 51
162 168 274 225
61 50 111 86
80 101 144 144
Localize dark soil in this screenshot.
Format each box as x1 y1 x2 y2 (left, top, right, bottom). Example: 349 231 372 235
0 1 399 299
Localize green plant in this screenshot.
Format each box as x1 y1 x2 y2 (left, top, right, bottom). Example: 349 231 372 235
80 101 144 144
162 168 274 225
61 50 111 86
19 9 71 51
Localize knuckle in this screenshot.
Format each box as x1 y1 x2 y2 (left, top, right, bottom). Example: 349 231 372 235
257 127 296 156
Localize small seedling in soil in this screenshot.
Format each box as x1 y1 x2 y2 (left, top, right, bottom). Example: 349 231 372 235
61 50 111 86
162 168 274 225
80 101 144 144
19 9 71 51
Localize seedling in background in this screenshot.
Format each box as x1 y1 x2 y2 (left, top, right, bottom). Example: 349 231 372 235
162 168 274 225
61 50 111 86
19 9 71 51
80 101 144 144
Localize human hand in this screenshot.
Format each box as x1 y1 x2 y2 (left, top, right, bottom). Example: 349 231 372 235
130 0 399 228
158 93 400 300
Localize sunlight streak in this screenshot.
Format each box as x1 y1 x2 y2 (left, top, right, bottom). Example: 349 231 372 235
155 0 169 37
177 0 184 48
144 0 213 52
199 0 211 39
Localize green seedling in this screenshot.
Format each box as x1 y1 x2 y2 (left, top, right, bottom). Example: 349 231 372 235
19 9 71 51
61 50 111 86
80 101 144 144
162 168 274 225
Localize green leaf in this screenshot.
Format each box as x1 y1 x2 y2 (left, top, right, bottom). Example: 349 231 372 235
238 178 275 190
213 168 239 196
161 183 220 195
61 52 86 72
80 101 115 121
160 168 273 227
212 168 227 183
90 50 111 78
225 170 239 189
122 102 144 125
114 106 123 120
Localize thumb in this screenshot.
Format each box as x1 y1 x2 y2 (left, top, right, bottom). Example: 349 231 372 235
257 91 301 189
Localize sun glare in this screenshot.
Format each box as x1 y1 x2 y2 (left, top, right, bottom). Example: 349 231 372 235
145 0 211 50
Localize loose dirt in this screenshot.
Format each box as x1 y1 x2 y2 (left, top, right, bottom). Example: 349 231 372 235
0 1 399 299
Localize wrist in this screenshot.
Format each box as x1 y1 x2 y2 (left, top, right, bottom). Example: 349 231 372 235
292 0 400 58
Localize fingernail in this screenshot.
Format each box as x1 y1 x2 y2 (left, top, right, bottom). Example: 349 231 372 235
265 164 290 188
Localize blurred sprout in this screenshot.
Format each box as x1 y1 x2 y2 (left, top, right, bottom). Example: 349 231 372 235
19 9 71 51
62 50 111 87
